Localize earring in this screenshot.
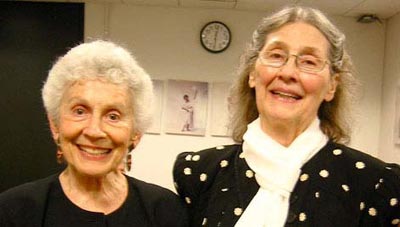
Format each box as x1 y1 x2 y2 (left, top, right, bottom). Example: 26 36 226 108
128 144 135 153
55 138 64 164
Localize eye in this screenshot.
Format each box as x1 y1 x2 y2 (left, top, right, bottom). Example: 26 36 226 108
299 55 319 66
72 106 86 116
265 50 286 61
107 112 121 122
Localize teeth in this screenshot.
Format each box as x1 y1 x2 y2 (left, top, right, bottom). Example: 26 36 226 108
274 91 299 99
80 147 110 155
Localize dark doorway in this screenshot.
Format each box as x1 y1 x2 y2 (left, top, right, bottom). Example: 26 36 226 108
0 1 84 192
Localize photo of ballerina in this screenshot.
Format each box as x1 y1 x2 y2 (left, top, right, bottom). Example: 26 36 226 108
165 79 208 136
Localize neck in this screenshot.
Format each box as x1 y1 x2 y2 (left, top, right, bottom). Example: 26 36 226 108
259 116 313 147
59 167 128 214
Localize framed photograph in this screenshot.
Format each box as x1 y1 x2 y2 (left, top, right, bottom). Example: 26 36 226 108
210 82 231 137
164 80 208 136
395 86 400 144
146 79 163 134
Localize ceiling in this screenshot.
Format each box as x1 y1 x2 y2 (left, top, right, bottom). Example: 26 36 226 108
24 0 400 19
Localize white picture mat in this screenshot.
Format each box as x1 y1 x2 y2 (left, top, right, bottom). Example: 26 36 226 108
210 82 231 137
395 86 400 144
146 79 163 134
164 80 208 136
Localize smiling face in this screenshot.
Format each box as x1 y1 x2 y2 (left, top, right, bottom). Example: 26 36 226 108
249 22 338 135
49 79 140 177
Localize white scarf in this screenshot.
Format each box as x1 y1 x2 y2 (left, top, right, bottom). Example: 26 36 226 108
235 117 328 227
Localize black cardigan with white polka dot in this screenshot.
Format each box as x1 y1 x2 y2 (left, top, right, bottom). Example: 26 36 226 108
173 141 400 227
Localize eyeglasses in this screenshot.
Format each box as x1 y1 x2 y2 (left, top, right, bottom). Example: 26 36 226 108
258 50 329 73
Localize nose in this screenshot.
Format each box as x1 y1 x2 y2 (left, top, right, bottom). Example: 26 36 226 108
83 116 107 138
277 55 299 80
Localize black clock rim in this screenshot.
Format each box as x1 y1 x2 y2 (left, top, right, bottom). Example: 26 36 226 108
200 21 231 53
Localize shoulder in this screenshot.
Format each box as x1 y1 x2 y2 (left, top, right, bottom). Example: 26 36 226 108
302 142 400 225
0 174 57 204
0 174 58 225
128 176 180 201
174 144 241 175
172 144 241 201
307 142 400 191
126 176 188 227
319 142 400 184
173 144 240 183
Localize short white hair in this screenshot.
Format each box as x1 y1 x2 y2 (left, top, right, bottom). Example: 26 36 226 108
42 40 154 133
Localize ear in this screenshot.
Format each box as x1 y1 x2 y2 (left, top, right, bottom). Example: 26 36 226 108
47 114 59 141
324 74 339 102
129 133 142 151
248 71 256 88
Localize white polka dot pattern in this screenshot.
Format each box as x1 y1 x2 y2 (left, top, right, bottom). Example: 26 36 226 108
184 167 192 175
200 173 207 182
319 169 329 178
342 184 350 192
299 212 307 222
234 208 243 216
300 173 309 182
245 170 254 178
368 207 377 216
355 161 365 169
360 202 365 210
192 155 201 161
220 160 229 168
202 218 207 226
175 146 400 226
390 198 398 206
333 149 342 155
185 154 192 161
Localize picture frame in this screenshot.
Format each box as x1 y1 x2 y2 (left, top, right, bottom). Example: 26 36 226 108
164 79 208 136
394 85 400 144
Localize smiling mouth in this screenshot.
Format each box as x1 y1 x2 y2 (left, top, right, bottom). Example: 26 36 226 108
271 91 301 100
78 145 111 156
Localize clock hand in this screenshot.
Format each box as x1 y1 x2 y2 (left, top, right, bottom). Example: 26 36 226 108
213 27 219 49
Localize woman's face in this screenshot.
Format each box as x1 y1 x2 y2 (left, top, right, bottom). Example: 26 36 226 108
50 79 139 177
249 22 338 131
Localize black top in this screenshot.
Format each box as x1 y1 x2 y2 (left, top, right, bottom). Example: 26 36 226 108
44 176 151 227
173 141 400 227
0 174 188 227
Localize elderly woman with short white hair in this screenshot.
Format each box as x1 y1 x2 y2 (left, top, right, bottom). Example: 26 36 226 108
0 40 188 227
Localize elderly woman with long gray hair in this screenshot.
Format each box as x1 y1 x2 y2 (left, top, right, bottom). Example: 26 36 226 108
173 6 400 227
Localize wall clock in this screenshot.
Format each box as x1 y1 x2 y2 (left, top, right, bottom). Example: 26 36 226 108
200 21 231 53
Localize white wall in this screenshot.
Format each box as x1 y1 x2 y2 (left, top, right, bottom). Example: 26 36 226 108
380 12 400 163
85 3 393 190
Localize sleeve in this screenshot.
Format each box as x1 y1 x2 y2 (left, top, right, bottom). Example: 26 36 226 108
153 190 189 227
172 147 232 220
360 163 400 226
173 151 203 210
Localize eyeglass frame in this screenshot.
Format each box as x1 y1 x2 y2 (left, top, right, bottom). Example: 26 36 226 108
257 50 330 73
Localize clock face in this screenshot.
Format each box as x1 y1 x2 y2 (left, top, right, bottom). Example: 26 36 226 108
200 21 231 53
